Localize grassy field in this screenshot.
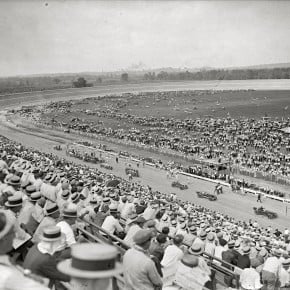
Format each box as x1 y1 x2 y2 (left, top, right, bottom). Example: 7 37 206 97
40 90 290 131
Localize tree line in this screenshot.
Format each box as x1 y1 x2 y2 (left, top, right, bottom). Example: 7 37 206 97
144 67 290 81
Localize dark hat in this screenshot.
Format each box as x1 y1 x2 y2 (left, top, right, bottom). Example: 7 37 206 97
40 226 64 242
173 234 184 245
5 193 23 207
133 229 152 245
46 203 59 216
57 243 123 279
63 208 78 218
136 216 146 224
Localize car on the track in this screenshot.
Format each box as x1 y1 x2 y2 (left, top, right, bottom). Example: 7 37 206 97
171 181 188 190
253 206 278 219
125 167 139 177
196 191 217 201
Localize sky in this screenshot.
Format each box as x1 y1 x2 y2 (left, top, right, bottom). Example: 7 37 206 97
0 0 290 76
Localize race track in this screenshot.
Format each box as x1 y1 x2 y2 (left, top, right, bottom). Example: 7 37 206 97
2 79 290 109
1 80 290 229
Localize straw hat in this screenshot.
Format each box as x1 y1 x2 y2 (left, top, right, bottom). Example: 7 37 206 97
5 193 23 208
6 175 21 186
45 203 59 216
63 208 78 218
57 243 123 279
188 244 204 256
30 192 42 202
40 226 64 242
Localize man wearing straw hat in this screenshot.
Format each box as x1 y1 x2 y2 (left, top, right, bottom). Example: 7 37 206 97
24 226 70 289
0 210 49 289
58 243 123 290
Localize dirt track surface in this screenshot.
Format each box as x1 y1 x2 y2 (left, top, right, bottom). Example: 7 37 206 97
2 79 290 109
1 80 290 229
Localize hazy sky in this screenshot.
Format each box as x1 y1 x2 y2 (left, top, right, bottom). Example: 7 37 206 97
1 1 290 76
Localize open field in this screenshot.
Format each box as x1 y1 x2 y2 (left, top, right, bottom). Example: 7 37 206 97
39 90 290 131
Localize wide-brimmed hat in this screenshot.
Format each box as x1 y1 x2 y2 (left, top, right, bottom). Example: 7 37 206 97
5 175 21 186
0 210 16 239
40 226 64 242
45 203 59 216
188 244 204 256
57 243 123 279
103 197 111 204
5 193 23 207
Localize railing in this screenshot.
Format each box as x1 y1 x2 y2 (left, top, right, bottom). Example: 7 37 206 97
78 217 240 289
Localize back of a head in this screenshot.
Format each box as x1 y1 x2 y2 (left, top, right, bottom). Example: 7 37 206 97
156 233 167 244
162 226 170 235
173 234 184 246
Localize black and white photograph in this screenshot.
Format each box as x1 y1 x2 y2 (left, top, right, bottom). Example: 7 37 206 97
1 1 290 289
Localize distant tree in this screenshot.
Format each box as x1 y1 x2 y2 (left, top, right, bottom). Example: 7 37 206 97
73 77 87 88
121 73 129 82
96 77 102 83
53 78 61 84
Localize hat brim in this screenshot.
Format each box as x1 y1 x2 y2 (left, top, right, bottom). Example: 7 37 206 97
57 260 123 279
63 214 78 218
5 201 22 207
188 249 203 256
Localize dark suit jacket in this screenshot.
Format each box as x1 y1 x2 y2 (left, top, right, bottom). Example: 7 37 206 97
222 250 235 268
237 254 251 269
23 244 70 287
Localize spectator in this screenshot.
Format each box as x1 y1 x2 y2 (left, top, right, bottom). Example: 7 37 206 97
23 226 70 288
57 243 123 290
123 229 163 290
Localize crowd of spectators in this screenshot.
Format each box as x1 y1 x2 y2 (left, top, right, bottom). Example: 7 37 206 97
17 91 290 183
1 134 290 289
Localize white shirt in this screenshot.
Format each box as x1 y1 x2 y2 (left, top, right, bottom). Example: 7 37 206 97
101 215 123 235
280 267 290 287
121 202 135 219
161 245 184 282
124 224 142 247
263 256 281 276
56 220 76 247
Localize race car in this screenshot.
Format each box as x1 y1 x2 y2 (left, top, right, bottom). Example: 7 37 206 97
253 206 278 219
196 191 217 201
